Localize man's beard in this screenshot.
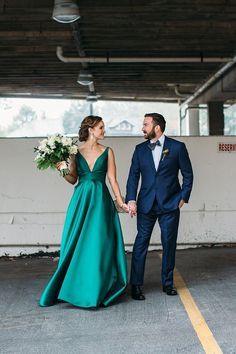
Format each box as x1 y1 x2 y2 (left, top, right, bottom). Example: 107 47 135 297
143 127 156 140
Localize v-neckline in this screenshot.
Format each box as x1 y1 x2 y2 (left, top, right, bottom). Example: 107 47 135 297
78 147 108 172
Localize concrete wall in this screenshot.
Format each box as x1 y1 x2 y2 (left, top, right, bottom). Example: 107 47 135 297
0 136 236 256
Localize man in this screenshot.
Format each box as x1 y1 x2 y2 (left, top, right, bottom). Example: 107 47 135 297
126 113 193 300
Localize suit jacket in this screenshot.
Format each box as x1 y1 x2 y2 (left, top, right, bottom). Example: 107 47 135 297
126 136 193 214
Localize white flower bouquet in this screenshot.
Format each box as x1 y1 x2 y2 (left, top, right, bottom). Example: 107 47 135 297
34 134 78 176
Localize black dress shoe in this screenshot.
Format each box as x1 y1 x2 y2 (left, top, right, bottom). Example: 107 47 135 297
131 285 145 300
163 286 178 296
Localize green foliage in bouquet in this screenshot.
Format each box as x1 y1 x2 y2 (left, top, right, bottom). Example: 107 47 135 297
34 134 78 175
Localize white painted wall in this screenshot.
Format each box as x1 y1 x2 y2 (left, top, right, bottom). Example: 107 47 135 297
0 136 236 256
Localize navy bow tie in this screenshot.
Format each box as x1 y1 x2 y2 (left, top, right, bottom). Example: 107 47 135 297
148 140 161 150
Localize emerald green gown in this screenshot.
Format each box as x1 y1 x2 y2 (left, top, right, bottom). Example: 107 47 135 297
39 147 127 308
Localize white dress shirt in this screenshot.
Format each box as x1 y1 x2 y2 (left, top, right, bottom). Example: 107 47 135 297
150 134 165 170
128 134 165 204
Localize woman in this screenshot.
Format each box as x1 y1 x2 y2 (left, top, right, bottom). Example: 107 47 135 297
39 116 128 308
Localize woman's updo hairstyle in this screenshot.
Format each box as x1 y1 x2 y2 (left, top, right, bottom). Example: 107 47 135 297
78 115 103 142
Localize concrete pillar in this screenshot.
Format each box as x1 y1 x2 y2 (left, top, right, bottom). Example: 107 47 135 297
208 101 224 135
188 106 200 135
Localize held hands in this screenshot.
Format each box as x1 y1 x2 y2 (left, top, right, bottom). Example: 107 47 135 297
114 198 129 213
128 201 137 217
116 199 136 215
125 200 184 216
120 203 129 213
126 199 184 217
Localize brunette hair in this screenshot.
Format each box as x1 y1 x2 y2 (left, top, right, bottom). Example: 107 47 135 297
144 113 166 132
78 115 103 142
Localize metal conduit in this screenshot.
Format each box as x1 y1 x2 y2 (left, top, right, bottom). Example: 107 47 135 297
56 46 233 64
181 55 236 107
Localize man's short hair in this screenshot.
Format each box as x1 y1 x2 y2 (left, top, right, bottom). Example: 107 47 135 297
145 113 166 132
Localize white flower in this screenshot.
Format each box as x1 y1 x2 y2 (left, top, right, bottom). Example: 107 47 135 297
69 145 78 155
38 142 47 152
41 138 48 145
62 136 72 146
34 154 41 161
53 135 61 143
44 147 52 154
47 140 55 148
48 136 58 148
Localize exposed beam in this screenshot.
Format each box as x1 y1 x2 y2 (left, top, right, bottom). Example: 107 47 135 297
190 66 236 104
181 56 236 106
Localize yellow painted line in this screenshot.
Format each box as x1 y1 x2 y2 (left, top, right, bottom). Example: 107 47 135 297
175 270 223 354
175 268 223 354
159 254 223 353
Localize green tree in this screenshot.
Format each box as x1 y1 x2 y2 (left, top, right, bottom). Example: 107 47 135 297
6 105 37 134
0 127 5 136
62 101 89 135
1 98 12 110
224 105 236 135
13 105 37 127
199 108 208 136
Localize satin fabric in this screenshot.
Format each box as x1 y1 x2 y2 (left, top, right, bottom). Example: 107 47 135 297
39 147 127 308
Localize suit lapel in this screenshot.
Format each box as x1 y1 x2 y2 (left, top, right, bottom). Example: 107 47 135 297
156 136 172 174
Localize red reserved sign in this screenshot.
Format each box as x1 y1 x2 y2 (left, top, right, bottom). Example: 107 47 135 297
218 143 236 152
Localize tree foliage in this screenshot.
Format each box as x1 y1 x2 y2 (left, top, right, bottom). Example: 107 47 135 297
62 102 89 134
13 105 37 126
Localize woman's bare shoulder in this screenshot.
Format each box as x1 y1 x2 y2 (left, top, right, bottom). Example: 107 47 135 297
78 144 85 154
98 144 109 152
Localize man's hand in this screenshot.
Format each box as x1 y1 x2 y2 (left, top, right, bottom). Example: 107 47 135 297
178 199 185 209
128 201 137 217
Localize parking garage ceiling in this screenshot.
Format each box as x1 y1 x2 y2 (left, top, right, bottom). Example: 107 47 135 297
0 0 235 103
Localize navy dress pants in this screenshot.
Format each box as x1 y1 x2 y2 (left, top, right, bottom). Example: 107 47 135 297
130 201 180 288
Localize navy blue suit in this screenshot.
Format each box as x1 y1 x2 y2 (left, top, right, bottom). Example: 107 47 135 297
126 136 193 288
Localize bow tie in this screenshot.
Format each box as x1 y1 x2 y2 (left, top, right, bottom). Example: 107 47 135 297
148 140 161 150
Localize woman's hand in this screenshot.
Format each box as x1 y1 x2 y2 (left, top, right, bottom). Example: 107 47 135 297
56 158 77 185
121 203 129 213
56 161 67 172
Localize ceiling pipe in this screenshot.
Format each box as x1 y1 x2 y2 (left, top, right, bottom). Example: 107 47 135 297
88 82 95 92
174 85 192 98
181 55 236 107
56 46 233 64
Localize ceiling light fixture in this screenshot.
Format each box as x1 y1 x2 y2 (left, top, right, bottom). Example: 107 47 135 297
52 0 80 24
77 69 93 86
86 92 100 102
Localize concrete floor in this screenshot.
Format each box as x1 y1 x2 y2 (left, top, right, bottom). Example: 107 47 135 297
0 247 236 354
